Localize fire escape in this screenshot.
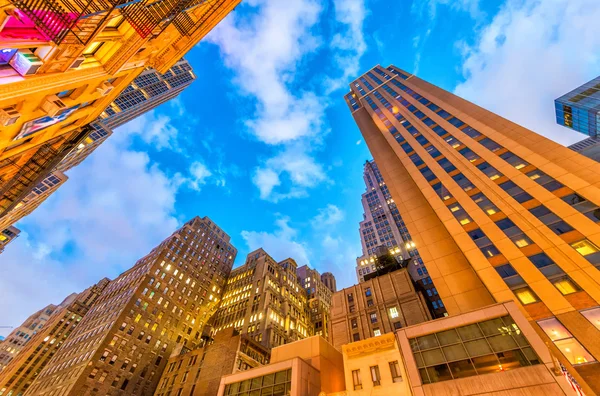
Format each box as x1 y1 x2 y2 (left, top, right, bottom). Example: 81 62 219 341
0 126 91 220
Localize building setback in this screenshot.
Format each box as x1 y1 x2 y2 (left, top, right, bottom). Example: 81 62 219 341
329 267 430 349
355 159 446 318
345 64 600 394
555 75 600 137
296 265 333 341
0 278 110 396
25 216 236 396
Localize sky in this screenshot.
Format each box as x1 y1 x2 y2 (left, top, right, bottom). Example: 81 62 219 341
1 0 600 336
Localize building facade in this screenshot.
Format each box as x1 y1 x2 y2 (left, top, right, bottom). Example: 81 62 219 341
0 171 67 231
216 336 345 396
345 64 600 394
211 249 313 350
330 267 430 349
567 136 600 162
0 278 110 396
296 265 333 340
320 272 337 293
555 75 600 137
154 328 270 396
0 225 19 253
0 306 58 371
0 0 238 226
355 160 445 318
25 216 236 396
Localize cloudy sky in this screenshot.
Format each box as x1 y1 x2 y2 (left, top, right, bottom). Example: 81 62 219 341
1 0 599 336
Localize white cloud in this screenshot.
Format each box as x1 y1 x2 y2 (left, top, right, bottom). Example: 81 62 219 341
252 146 326 202
0 136 181 337
356 139 361 145
324 0 368 93
114 110 181 152
241 215 311 265
187 161 213 191
208 0 366 201
454 0 600 146
312 204 345 228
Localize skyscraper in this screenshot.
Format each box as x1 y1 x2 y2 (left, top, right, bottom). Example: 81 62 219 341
320 272 337 293
355 159 445 317
0 0 239 225
56 59 196 173
26 216 237 396
0 278 110 396
346 65 600 394
296 265 333 340
555 75 600 137
155 249 314 396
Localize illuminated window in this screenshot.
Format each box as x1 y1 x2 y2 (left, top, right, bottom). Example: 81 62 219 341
537 318 596 365
106 15 124 28
581 308 600 330
571 239 599 256
374 328 382 337
389 307 399 319
514 287 538 305
83 42 104 57
552 278 579 295
513 237 531 248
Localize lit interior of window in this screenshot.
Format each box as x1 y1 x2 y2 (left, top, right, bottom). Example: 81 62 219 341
581 308 600 330
459 218 471 225
514 238 530 248
571 239 599 256
486 208 497 215
553 279 578 295
514 288 537 305
490 174 500 180
554 338 596 365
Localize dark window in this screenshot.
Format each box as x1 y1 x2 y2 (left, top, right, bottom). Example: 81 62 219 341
452 173 475 191
468 229 485 241
479 137 503 152
437 158 457 173
432 125 447 136
529 205 551 218
420 167 437 182
495 264 518 278
528 253 553 268
458 147 479 162
495 218 516 230
547 221 573 235
415 135 429 146
462 126 482 138
401 142 413 154
410 153 424 167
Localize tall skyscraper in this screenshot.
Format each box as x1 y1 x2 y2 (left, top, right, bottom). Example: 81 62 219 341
0 225 19 253
346 65 600 394
0 171 67 232
0 278 110 396
567 136 600 162
155 249 315 396
0 0 239 225
211 249 313 349
26 216 236 396
555 75 600 137
355 159 445 317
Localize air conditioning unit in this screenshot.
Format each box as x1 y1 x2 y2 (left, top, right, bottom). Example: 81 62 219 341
96 82 114 96
9 49 43 76
69 56 85 69
41 95 68 117
0 106 21 126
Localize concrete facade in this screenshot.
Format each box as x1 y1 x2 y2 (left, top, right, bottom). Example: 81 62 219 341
212 249 313 350
25 216 236 395
0 278 110 396
330 268 430 349
0 225 19 253
297 265 333 340
345 64 600 394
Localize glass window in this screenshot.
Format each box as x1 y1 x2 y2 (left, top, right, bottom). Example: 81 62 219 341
389 361 402 382
537 318 596 365
552 277 580 295
373 328 382 336
471 192 499 215
352 369 362 390
452 173 475 191
479 137 503 152
514 287 538 305
580 308 600 330
476 162 502 180
527 169 564 191
370 312 378 323
459 147 480 162
389 307 399 319
499 151 528 169
370 366 381 386
571 239 599 256
83 41 104 57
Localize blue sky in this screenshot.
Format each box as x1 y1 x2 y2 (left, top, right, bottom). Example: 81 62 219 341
1 0 599 336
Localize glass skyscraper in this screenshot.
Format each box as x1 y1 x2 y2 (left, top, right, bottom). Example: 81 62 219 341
346 65 600 395
555 75 600 137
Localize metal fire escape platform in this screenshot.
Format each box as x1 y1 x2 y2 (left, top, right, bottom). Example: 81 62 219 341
0 126 92 219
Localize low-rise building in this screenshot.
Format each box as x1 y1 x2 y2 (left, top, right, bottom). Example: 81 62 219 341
330 267 430 349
